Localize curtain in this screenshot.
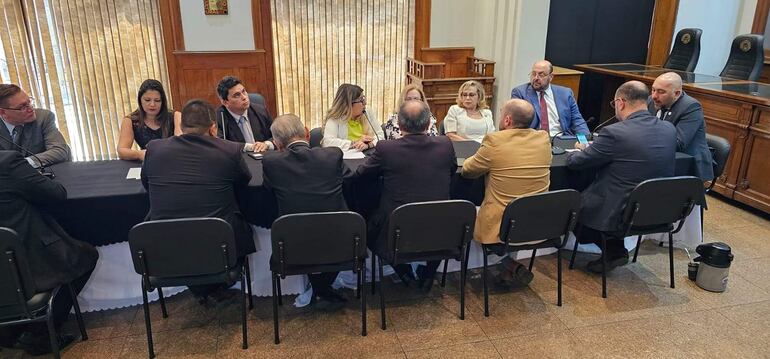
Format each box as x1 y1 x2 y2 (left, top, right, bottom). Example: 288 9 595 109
271 0 415 128
0 0 168 161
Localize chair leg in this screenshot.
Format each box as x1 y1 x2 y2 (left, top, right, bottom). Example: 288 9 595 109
141 281 155 358
441 259 449 288
245 260 254 310
700 205 705 240
482 247 489 317
356 267 362 299
360 266 367 336
378 256 386 330
669 232 675 289
371 254 377 295
68 283 88 340
157 287 168 319
47 310 61 359
601 235 607 299
529 249 537 272
241 272 248 349
569 236 579 269
459 256 467 320
557 248 563 307
632 235 642 263
272 273 280 345
276 277 283 306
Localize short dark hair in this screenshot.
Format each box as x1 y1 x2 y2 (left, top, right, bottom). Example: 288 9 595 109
181 99 215 134
0 84 23 107
615 81 649 105
217 76 243 101
397 100 431 134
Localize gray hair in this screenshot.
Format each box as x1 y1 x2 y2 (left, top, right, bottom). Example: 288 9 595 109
397 100 431 134
271 114 306 147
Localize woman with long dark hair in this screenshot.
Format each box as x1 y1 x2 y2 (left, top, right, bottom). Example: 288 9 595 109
117 79 181 160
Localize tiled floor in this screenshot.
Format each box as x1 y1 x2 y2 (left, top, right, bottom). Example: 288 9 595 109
2 194 769 358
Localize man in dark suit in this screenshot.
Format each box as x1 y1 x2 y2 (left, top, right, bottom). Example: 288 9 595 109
141 99 257 300
215 76 274 152
511 60 589 136
0 84 70 167
263 114 352 310
356 100 457 292
0 150 97 355
568 81 677 273
649 72 714 181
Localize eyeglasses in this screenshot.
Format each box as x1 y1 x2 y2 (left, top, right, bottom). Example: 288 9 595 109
352 96 367 104
1 97 35 112
460 92 478 98
529 72 551 79
609 98 626 108
229 89 248 100
404 96 422 101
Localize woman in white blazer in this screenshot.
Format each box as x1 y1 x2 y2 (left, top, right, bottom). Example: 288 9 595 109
322 83 384 150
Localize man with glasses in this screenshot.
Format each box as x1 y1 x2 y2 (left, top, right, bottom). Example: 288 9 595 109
511 60 589 137
216 76 274 152
566 81 676 273
0 84 70 167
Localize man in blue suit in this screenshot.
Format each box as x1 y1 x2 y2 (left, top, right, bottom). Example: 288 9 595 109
511 60 589 136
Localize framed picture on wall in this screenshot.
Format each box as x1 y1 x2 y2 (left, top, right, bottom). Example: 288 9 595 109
204 0 228 15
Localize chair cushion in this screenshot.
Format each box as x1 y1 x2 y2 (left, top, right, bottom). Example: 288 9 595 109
269 254 364 276
148 266 243 288
0 291 52 321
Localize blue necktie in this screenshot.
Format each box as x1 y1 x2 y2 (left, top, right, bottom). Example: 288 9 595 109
238 116 256 143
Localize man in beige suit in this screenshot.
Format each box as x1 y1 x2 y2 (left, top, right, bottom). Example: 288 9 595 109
461 98 552 286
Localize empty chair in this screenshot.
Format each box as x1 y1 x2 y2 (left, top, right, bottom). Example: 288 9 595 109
372 200 476 329
309 127 323 147
663 28 702 72
569 177 705 298
720 34 764 81
270 211 368 344
128 218 253 358
0 227 88 359
701 134 732 231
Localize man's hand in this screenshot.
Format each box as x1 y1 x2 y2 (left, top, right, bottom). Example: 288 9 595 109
253 141 269 152
351 141 369 151
574 142 588 151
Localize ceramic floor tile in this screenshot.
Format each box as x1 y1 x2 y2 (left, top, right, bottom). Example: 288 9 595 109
386 297 487 351
729 257 770 292
120 325 219 358
492 330 584 359
61 337 127 359
405 340 500 359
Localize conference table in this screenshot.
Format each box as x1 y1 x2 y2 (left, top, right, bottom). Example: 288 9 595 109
49 139 697 311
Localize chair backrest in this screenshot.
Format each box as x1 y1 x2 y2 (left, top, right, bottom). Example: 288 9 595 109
438 120 446 135
249 93 266 108
621 176 704 231
128 218 238 278
706 133 731 181
385 200 476 260
663 28 702 72
271 211 367 269
499 190 580 246
0 227 37 318
720 34 764 81
309 127 323 148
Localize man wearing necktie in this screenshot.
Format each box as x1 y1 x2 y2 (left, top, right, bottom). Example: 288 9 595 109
216 76 275 152
511 60 590 137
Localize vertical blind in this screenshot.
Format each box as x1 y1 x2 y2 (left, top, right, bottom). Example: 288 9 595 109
0 0 168 161
271 0 415 128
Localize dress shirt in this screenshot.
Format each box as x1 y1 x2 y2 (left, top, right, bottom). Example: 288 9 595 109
227 109 274 151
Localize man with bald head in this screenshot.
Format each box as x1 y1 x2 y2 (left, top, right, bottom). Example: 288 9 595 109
649 72 714 181
511 60 589 136
462 99 551 287
356 100 457 292
568 81 676 273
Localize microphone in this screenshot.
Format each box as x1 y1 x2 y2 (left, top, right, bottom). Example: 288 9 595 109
591 115 616 138
550 131 566 155
362 109 380 142
0 132 55 178
220 110 227 140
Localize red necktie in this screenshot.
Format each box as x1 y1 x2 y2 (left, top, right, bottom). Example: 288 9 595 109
539 91 549 133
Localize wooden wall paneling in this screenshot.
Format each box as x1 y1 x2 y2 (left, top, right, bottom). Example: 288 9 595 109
751 0 770 33
646 0 679 66
734 107 770 212
414 0 431 59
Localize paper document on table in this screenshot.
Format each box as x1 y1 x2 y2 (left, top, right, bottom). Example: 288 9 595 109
342 150 366 159
126 167 142 180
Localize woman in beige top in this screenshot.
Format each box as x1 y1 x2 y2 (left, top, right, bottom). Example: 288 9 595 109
443 80 495 141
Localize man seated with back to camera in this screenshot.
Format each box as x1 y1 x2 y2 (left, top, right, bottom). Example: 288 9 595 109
567 81 676 273
216 76 275 153
262 114 353 311
141 99 257 305
355 100 457 292
461 99 552 289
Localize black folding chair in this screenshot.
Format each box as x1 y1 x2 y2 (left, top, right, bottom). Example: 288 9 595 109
470 190 580 317
702 134 731 231
0 227 88 359
128 218 253 358
372 200 476 329
569 176 705 298
309 127 323 148
270 211 368 344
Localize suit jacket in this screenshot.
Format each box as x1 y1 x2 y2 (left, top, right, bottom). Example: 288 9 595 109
263 141 351 216
0 109 71 166
141 134 256 257
567 110 677 232
216 103 274 145
511 84 589 135
355 134 457 248
647 92 714 181
461 129 552 244
0 151 97 292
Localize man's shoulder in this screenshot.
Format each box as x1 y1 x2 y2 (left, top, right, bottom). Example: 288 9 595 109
676 92 701 110
511 83 532 96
